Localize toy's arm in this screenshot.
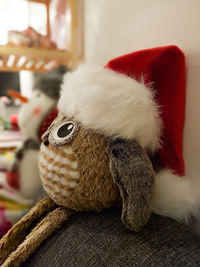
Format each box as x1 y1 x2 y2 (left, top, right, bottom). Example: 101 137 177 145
108 138 155 232
1 206 73 267
0 197 55 265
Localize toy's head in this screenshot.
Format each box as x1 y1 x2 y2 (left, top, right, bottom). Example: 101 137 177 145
39 63 161 231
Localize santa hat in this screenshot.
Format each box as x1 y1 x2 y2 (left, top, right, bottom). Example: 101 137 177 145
58 45 186 176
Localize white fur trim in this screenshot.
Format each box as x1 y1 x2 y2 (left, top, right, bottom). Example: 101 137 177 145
152 169 200 223
58 65 162 151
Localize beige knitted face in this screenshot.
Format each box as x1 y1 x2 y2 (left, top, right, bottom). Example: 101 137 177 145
39 113 119 212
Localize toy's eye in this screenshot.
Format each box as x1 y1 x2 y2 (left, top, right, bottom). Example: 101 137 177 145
57 122 74 138
49 121 78 145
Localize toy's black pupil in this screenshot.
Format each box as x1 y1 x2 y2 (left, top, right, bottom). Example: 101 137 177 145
57 123 74 138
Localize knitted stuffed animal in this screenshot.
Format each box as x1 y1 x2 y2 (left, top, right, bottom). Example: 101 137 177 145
0 45 187 267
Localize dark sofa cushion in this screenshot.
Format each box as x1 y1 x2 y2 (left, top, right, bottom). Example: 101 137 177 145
24 207 200 267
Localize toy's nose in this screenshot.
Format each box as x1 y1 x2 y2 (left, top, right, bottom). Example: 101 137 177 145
7 90 29 103
43 139 49 146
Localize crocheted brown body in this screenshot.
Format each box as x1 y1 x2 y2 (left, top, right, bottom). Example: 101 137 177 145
40 124 120 212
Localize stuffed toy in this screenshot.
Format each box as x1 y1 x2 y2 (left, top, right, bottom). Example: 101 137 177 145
6 78 60 198
0 45 188 267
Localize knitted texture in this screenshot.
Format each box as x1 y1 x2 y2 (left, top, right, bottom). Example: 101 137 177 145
0 197 56 265
2 207 72 267
108 138 154 231
39 114 120 212
24 210 200 267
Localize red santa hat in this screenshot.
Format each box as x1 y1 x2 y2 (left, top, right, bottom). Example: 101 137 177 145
58 45 186 176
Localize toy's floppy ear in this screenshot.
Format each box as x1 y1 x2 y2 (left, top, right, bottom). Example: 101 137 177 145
108 138 155 232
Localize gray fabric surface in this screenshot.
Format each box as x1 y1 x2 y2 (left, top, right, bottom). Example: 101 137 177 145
24 203 200 267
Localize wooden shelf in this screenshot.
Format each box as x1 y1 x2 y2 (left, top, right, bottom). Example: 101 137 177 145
27 0 50 3
0 45 69 72
0 0 83 73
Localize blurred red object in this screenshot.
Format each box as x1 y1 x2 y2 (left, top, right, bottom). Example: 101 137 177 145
7 90 29 104
10 114 19 131
6 170 20 190
38 107 58 140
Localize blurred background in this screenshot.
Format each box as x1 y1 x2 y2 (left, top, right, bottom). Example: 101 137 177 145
0 0 83 99
0 0 84 236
